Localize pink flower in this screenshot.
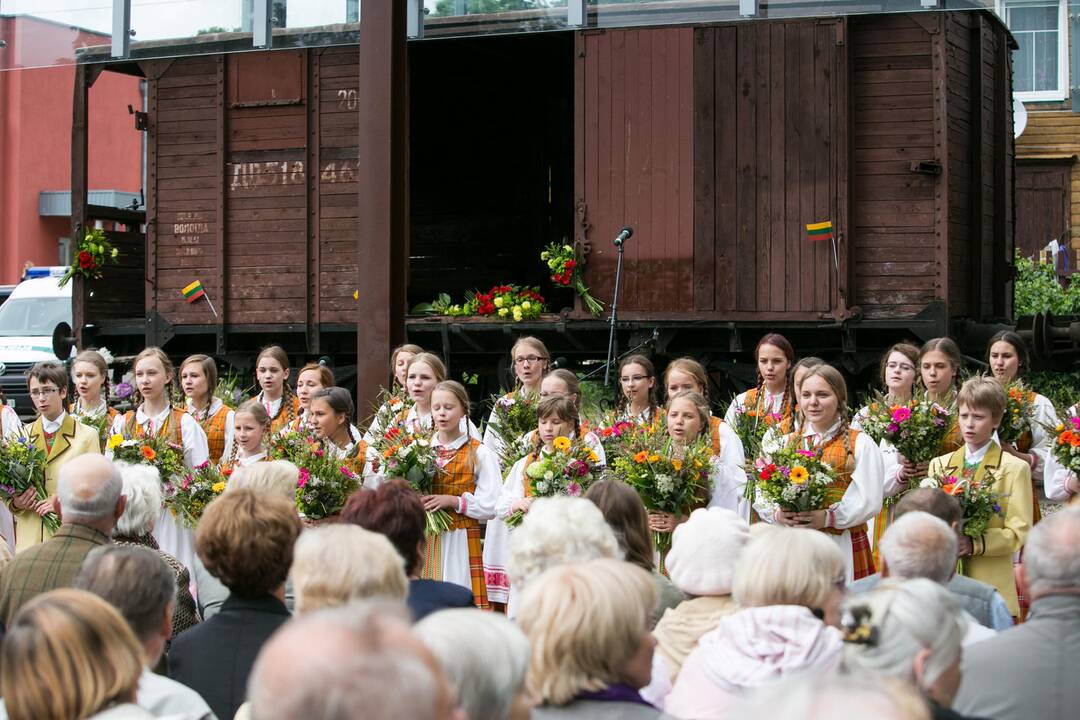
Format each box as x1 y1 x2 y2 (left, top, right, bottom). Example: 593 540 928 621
1070 416 1080 431
341 466 356 479
797 449 815 458
566 482 582 497
195 461 209 471
891 407 912 423
298 468 310 488
181 475 192 490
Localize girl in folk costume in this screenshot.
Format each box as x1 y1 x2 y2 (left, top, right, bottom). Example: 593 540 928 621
757 364 885 583
540 369 606 465
308 387 368 478
12 362 101 553
362 343 422 446
219 400 271 477
180 354 234 466
617 354 662 426
398 353 481 440
254 346 301 436
853 343 918 561
68 349 119 450
986 331 1057 524
290 363 336 432
485 395 581 613
664 357 743 459
927 377 1033 618
424 381 499 609
482 336 549 459
723 333 796 429
109 347 209 572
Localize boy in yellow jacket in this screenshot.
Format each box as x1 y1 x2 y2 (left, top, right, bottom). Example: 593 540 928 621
927 376 1032 618
11 362 101 553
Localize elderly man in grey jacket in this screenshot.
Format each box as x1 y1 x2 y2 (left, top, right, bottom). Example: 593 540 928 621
953 507 1080 720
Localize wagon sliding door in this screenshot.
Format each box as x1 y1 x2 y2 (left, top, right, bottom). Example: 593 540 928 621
574 20 850 320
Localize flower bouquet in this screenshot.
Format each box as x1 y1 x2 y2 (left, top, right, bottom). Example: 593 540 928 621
611 430 711 556
920 469 1003 539
0 436 60 533
755 440 835 513
367 384 413 438
583 418 635 465
879 394 953 463
166 461 227 529
486 391 540 469
505 435 600 528
1051 416 1080 476
413 286 546 322
108 433 185 484
730 403 784 471
856 392 901 445
74 411 113 442
998 381 1036 446
295 448 362 520
372 426 451 535
58 227 119 288
540 242 604 316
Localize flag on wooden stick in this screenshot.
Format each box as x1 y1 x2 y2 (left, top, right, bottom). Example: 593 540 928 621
181 280 205 302
181 280 218 317
805 221 833 242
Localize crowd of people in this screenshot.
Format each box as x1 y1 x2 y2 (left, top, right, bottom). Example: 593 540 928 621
0 329 1076 720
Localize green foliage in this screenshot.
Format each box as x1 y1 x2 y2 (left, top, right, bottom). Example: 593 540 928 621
196 26 238 35
1013 251 1080 315
579 376 617 424
433 0 547 16
1027 370 1080 416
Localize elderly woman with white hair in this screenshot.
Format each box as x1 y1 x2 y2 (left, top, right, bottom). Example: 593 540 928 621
652 506 750 683
229 460 299 502
417 608 533 720
113 462 201 637
290 524 409 614
520 558 673 719
505 496 620 619
665 525 847 720
841 579 972 720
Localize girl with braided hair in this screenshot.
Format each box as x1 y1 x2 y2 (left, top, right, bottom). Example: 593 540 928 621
723 334 796 430
254 346 301 436
219 400 271 476
180 354 234 465
755 364 884 582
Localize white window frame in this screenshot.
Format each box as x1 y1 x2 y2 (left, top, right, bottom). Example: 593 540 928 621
996 0 1070 102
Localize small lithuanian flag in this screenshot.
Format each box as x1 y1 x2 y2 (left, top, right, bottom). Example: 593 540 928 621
181 280 205 303
806 221 833 242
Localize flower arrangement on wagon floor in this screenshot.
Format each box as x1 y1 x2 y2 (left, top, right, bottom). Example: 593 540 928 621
0 435 60 533
412 286 546 322
371 425 452 536
505 435 600 529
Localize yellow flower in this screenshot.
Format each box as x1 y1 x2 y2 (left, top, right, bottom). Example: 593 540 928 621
553 436 571 451
790 466 808 485
494 296 505 308
512 308 523 321
647 454 660 463
211 481 226 494
522 301 532 311
672 459 683 472
587 450 599 463
693 459 703 468
107 434 125 450
498 307 509 317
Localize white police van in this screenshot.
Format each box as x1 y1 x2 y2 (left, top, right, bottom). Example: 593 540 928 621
0 267 72 418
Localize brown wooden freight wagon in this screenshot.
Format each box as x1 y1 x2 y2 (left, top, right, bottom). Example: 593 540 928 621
70 8 1015 402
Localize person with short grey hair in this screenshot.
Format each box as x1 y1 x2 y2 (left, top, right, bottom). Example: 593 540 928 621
112 462 200 637
953 508 1080 720
0 454 125 626
417 608 532 720
841 579 967 719
75 545 216 720
244 603 464 720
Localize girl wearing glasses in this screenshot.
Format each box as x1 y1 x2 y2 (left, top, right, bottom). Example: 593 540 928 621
617 354 662 426
15 362 101 552
852 343 918 561
482 336 549 459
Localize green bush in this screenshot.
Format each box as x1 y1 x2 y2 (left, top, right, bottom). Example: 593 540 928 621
1028 370 1080 416
1014 251 1080 315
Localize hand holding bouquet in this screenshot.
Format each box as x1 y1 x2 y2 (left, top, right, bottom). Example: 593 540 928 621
167 461 227 528
920 469 1003 539
505 436 600 528
0 436 60 533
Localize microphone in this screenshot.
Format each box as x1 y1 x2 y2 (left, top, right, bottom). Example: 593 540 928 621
614 226 633 246
550 356 569 370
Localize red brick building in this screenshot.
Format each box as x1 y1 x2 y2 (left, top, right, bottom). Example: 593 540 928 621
0 15 143 284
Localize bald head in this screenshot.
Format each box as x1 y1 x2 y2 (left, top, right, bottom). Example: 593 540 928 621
56 455 125 532
248 603 461 720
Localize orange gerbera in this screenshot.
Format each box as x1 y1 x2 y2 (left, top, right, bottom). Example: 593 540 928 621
140 445 157 462
634 451 649 463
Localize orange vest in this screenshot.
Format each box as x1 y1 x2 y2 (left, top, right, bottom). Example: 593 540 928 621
122 407 185 446
741 387 794 426
709 416 723 456
432 439 482 533
194 405 232 464
265 395 301 436
815 429 864 536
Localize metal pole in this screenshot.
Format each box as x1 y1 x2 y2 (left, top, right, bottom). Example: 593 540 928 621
604 241 626 387
111 0 131 58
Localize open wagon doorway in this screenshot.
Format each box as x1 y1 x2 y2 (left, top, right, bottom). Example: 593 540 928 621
408 32 575 314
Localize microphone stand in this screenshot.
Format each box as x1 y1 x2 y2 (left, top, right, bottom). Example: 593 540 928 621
604 237 627 387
